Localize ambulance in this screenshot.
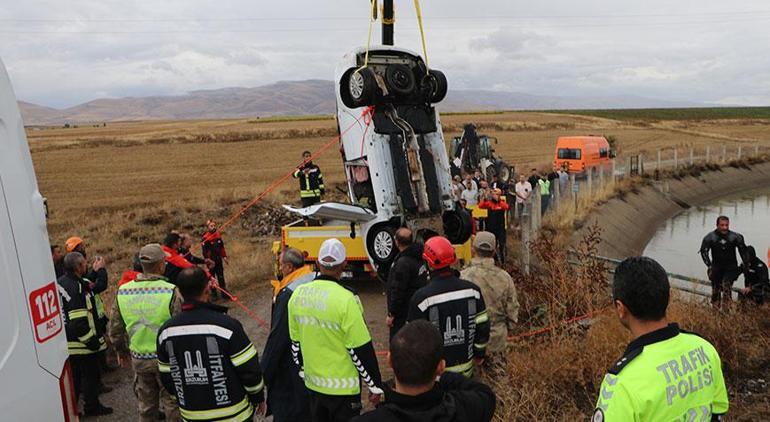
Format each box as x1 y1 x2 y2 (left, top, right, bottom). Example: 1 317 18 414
0 58 77 420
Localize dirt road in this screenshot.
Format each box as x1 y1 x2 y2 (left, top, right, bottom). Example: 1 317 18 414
87 278 390 421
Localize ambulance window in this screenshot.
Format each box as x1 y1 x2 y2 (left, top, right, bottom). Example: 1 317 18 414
599 148 608 158
557 148 581 159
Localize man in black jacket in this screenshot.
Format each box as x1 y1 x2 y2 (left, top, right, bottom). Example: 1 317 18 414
740 246 769 305
700 215 747 305
352 320 496 422
408 236 490 378
386 228 427 340
157 267 266 421
261 248 313 422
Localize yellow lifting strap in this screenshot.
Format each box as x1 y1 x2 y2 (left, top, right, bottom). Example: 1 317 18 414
413 0 430 74
356 0 378 74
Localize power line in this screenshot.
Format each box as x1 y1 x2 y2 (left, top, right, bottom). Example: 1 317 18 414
2 15 770 35
2 10 770 23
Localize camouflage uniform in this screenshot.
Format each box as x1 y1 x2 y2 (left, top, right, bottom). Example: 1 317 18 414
108 272 183 422
461 257 519 354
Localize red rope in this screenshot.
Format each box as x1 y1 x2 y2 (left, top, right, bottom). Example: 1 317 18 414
200 107 375 332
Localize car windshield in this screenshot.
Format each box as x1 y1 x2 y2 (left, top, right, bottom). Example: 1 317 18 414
557 148 581 159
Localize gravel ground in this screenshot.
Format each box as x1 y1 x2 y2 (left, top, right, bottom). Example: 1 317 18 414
85 277 391 421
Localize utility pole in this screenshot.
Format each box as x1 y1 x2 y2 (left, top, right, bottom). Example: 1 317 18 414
382 0 395 45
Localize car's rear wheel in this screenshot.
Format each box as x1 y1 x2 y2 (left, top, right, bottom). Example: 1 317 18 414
443 209 473 245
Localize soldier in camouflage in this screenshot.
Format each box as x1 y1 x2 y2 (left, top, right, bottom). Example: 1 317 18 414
460 232 519 356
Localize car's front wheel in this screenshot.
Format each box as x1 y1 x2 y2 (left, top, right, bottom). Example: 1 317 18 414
366 223 399 266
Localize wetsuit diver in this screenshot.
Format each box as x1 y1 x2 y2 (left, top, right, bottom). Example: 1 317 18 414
700 215 747 305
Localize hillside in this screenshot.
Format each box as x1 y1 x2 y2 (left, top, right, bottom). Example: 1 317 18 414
19 80 704 125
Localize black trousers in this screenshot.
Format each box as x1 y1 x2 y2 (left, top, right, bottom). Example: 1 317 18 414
71 353 102 411
709 266 740 304
308 391 361 422
212 262 226 291
301 197 321 208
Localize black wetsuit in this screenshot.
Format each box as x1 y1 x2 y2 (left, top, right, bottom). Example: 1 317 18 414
700 229 747 303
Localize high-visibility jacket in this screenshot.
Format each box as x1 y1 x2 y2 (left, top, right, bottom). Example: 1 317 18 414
293 163 325 199
158 301 264 422
57 273 107 355
594 323 728 421
538 178 551 195
288 275 383 396
116 276 177 360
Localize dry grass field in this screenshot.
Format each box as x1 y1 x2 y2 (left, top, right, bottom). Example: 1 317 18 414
28 110 770 420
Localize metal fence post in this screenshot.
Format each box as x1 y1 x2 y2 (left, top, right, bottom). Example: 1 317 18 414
588 169 593 195
722 145 727 163
689 148 694 165
706 146 710 162
553 175 560 210
737 145 742 160
673 149 678 168
599 164 605 189
657 149 661 170
756 144 760 157
640 154 645 175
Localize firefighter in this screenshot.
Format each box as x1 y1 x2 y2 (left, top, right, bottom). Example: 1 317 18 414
293 150 325 207
57 252 113 416
109 243 182 422
202 220 229 299
594 257 728 421
288 238 384 422
700 215 747 305
157 267 266 421
261 248 314 422
407 236 490 378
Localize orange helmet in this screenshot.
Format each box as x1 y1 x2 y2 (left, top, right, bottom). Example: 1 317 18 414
65 236 84 253
423 236 456 270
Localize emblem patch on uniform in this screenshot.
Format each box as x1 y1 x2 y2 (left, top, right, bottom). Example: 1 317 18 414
592 408 604 422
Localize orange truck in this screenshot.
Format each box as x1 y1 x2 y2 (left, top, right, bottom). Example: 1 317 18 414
553 136 613 175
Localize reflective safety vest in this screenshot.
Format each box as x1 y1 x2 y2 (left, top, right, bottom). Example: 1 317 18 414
288 277 372 395
538 178 551 195
594 323 729 421
117 278 176 359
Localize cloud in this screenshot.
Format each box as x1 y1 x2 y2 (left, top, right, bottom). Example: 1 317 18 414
2 0 770 106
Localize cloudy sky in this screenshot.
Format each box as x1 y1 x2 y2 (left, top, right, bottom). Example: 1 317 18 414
2 0 770 108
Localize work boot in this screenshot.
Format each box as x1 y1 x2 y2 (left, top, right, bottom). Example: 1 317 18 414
83 404 113 416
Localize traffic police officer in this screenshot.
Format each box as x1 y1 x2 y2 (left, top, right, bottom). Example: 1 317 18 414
109 243 182 422
594 257 728 421
157 267 266 421
293 150 325 207
288 238 384 422
58 252 113 416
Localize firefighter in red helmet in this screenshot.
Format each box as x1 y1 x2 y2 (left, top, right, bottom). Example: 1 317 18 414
407 236 490 378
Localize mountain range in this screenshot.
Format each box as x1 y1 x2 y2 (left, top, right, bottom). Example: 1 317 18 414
18 79 703 125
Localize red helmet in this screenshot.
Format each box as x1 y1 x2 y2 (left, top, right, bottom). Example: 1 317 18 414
423 236 456 270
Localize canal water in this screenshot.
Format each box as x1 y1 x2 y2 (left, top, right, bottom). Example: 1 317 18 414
643 187 770 296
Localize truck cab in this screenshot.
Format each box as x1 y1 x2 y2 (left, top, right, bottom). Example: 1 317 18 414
0 58 77 420
276 46 472 275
